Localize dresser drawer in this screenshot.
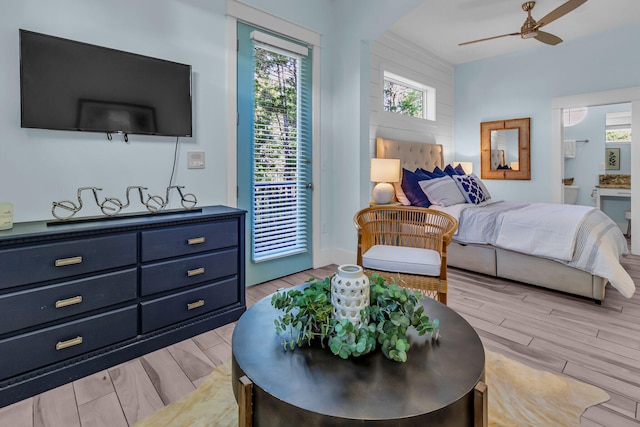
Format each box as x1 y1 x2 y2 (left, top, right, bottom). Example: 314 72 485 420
0 269 137 336
0 305 137 380
0 233 137 290
141 220 238 262
140 278 238 333
140 249 238 296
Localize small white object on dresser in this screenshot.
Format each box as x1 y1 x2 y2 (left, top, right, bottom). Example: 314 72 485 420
0 202 13 230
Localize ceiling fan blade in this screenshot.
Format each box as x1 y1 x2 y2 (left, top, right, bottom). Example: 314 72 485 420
535 0 588 29
534 31 563 45
459 32 520 46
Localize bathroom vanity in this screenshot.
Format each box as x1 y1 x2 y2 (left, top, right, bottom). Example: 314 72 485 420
594 174 631 210
595 187 631 209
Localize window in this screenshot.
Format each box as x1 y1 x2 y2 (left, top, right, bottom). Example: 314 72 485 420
562 107 588 127
383 71 435 121
252 41 310 261
606 111 632 143
237 28 312 266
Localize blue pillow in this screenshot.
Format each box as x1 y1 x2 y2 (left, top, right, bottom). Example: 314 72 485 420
443 164 458 176
418 167 446 179
454 164 467 175
451 174 490 205
432 166 447 177
400 168 432 207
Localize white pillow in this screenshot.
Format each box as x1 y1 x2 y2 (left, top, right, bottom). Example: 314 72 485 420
418 176 466 207
393 182 411 205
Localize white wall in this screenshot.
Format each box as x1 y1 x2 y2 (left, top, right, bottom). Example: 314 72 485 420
319 0 428 263
369 32 454 162
454 23 640 203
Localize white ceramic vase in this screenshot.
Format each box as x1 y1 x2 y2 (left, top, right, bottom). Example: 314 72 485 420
331 264 370 327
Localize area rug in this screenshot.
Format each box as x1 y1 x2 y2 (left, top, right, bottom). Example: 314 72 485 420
484 351 609 426
134 350 609 427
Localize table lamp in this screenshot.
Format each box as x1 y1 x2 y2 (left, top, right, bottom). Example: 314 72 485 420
453 161 473 175
370 158 400 204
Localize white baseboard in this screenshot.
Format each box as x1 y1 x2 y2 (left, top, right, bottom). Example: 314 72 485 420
313 249 334 269
331 248 357 266
313 248 359 270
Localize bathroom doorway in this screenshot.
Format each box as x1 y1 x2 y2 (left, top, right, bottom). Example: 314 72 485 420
562 103 631 236
552 87 640 255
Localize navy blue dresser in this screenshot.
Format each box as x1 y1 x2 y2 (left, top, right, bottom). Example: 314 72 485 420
0 206 245 407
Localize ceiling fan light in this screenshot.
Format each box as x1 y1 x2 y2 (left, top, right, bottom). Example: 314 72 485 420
521 14 538 38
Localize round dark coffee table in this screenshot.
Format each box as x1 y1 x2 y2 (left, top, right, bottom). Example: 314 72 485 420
232 285 485 426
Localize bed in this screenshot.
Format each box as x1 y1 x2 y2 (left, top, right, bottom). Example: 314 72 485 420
376 137 636 302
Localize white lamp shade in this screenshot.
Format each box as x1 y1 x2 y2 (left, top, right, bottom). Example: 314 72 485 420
370 158 400 183
453 161 473 175
510 161 520 171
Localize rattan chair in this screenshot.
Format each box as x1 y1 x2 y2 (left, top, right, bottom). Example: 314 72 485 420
354 205 458 305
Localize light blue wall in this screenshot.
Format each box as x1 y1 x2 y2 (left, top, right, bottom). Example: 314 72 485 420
1 0 231 221
1 0 428 267
455 23 640 203
325 0 427 258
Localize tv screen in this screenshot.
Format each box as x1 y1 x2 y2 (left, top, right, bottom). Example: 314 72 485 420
20 29 192 137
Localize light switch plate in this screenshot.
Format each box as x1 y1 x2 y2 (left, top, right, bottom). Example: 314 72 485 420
188 151 205 169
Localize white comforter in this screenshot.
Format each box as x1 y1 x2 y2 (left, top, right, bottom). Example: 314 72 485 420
432 201 636 298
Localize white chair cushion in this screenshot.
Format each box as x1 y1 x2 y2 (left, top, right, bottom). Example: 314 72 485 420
362 245 441 276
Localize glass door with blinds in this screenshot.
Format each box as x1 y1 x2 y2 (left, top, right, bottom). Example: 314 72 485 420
237 22 313 286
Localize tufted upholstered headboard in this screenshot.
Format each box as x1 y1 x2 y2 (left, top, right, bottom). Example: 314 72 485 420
375 137 444 172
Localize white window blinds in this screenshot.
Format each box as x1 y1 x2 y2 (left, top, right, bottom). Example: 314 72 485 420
251 37 311 262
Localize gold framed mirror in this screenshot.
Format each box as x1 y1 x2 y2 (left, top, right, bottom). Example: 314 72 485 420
480 117 531 180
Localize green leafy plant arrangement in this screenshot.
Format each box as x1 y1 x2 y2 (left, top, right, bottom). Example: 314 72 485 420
271 274 440 362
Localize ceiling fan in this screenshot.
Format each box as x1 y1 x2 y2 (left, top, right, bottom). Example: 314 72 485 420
459 0 587 46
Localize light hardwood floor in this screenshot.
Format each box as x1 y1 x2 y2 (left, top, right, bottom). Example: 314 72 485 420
1 257 639 426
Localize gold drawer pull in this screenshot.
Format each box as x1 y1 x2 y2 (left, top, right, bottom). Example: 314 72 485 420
187 267 205 277
55 256 83 267
187 299 205 310
188 237 206 245
55 296 83 309
56 336 83 351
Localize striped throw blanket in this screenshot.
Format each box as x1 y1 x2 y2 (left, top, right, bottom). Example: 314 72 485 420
437 201 635 298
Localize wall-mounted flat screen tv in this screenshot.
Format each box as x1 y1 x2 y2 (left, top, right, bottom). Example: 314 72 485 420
20 29 192 137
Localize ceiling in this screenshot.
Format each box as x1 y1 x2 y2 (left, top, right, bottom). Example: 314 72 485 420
389 0 640 65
